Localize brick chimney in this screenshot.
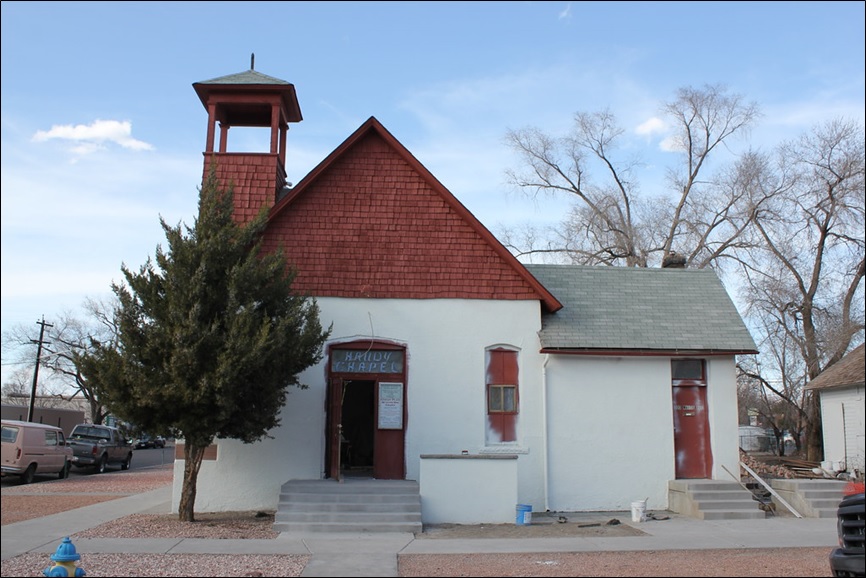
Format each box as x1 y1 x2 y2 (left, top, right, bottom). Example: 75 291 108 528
192 55 302 224
662 251 687 268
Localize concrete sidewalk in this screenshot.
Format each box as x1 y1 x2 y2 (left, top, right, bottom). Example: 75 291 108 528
1 486 839 577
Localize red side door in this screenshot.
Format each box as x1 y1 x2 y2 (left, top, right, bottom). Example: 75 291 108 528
672 385 713 478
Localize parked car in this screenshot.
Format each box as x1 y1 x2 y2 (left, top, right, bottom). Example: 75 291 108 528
830 481 865 577
130 434 165 449
68 423 132 473
1 419 73 484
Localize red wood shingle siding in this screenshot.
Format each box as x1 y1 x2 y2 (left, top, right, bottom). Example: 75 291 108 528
203 153 286 224
262 132 542 301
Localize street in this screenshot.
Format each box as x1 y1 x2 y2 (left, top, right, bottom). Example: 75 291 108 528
1 443 175 488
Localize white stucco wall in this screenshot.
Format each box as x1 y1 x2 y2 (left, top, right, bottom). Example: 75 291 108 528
705 356 741 483
172 297 546 513
169 296 742 518
419 454 518 524
819 386 866 473
543 355 740 513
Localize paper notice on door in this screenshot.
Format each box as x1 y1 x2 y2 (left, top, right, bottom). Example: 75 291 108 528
378 382 403 429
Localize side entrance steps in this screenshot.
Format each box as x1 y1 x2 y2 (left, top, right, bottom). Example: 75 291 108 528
769 478 848 518
274 478 422 533
668 479 766 520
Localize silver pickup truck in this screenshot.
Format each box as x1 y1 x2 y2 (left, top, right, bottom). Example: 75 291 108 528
67 423 133 473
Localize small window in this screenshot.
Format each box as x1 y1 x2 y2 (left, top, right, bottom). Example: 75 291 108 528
488 385 517 413
672 359 706 384
44 431 58 447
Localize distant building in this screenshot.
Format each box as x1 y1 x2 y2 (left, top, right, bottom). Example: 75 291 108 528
1 403 85 437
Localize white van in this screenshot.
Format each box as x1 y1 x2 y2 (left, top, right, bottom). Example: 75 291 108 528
1 419 73 484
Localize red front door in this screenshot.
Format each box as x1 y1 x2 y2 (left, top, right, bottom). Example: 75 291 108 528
672 385 713 478
373 381 405 479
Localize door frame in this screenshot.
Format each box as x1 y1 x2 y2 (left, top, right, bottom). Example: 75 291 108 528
325 340 407 480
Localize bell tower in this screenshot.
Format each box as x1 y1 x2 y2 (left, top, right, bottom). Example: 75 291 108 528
192 55 302 224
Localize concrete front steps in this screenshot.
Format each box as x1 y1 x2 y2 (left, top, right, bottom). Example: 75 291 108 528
769 478 848 518
274 478 422 533
668 479 766 520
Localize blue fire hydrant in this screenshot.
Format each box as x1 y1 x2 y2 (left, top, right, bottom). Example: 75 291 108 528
43 537 86 577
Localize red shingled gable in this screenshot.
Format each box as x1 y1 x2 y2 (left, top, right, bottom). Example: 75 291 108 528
262 117 561 312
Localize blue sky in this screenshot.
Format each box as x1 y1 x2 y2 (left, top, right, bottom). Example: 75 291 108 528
2 1 864 385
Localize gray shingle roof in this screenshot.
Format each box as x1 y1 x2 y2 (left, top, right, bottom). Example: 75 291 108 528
805 343 865 391
525 265 758 353
195 69 292 86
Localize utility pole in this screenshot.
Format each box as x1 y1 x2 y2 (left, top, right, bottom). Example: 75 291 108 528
27 316 53 422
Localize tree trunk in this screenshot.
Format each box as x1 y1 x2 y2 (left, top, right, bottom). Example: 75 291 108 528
804 392 824 462
178 442 206 522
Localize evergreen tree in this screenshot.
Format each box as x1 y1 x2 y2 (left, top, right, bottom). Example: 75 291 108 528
80 171 331 521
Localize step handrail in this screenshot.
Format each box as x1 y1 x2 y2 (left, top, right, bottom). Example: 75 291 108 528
737 462 803 518
721 464 757 494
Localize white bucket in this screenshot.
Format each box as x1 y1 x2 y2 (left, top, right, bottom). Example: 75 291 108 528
630 499 647 523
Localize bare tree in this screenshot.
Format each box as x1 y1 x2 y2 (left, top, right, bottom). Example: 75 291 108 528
737 118 865 461
1 366 68 407
504 84 761 268
737 322 811 456
1 296 119 424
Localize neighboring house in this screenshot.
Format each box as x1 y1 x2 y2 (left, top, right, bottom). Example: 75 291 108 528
805 343 866 476
171 65 758 519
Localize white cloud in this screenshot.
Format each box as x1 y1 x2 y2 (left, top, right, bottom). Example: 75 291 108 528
658 135 682 153
635 117 665 136
31 119 154 153
558 3 572 21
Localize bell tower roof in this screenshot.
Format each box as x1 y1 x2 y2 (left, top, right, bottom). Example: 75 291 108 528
192 58 302 126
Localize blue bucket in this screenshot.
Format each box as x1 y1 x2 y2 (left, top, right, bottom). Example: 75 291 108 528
515 504 532 526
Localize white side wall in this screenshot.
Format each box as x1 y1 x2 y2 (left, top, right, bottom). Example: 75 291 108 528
819 386 866 474
706 357 741 483
419 454 518 524
544 355 740 513
172 297 545 513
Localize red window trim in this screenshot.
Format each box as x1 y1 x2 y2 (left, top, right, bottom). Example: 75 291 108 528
486 348 519 415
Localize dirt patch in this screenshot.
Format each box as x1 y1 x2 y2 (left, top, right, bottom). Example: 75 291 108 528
398 548 835 577
73 510 279 540
417 513 646 539
1 494 123 525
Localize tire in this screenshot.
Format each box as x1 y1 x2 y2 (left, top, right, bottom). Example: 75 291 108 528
121 453 132 471
96 454 108 474
21 464 36 485
58 460 69 479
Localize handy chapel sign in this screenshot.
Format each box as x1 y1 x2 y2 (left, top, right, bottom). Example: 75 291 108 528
330 349 404 374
